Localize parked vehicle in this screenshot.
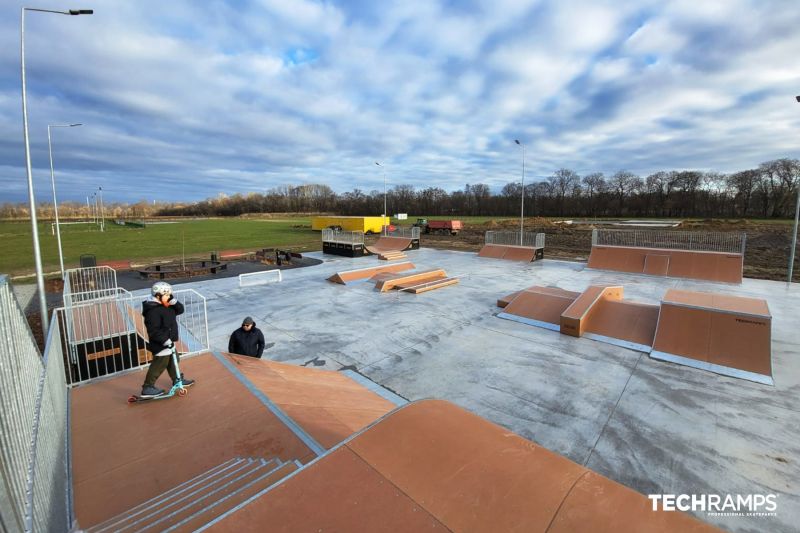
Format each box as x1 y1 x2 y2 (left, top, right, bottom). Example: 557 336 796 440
414 219 462 235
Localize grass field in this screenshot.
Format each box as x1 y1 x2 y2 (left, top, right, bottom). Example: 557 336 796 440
0 218 320 277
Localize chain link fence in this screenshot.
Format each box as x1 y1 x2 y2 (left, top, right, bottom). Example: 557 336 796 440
591 229 746 254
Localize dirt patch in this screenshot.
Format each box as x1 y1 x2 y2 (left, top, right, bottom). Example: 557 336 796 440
422 219 797 282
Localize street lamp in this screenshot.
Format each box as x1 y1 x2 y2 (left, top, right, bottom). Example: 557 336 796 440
375 162 387 235
789 95 800 284
48 122 82 278
514 140 525 246
21 6 93 339
98 186 105 231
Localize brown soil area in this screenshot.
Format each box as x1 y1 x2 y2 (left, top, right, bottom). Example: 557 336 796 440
419 218 798 283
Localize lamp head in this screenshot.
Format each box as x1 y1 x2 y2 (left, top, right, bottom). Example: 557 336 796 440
796 95 800 103
68 9 94 15
515 139 521 145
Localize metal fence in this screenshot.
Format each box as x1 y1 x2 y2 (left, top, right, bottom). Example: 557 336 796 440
485 231 546 248
386 226 420 239
591 229 746 254
63 266 118 307
0 275 70 532
239 269 282 287
57 288 210 385
321 229 365 245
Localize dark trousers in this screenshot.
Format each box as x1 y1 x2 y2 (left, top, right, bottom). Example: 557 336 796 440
143 351 180 387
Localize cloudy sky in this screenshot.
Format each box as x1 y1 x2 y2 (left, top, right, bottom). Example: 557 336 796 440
1 0 799 204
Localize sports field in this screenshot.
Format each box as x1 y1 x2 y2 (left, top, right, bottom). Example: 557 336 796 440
0 218 320 276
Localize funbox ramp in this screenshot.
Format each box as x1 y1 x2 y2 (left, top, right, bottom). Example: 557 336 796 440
208 400 720 532
499 285 659 352
587 245 743 283
651 289 773 385
326 261 415 284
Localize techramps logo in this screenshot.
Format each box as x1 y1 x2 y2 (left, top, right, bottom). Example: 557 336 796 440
648 494 778 518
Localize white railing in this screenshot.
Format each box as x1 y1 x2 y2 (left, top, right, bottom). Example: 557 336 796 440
321 229 365 245
0 275 71 532
385 226 420 239
239 270 282 287
63 266 118 307
591 229 746 254
485 231 545 248
59 287 210 385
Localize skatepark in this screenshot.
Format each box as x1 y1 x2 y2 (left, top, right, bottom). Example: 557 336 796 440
138 232 800 533
2 229 799 532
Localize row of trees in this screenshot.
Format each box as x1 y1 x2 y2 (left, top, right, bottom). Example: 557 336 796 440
2 158 798 220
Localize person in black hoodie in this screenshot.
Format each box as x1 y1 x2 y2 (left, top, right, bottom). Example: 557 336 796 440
228 316 266 358
140 281 195 398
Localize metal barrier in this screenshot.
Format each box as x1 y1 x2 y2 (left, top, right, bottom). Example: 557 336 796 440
485 231 546 248
321 229 365 245
239 270 282 287
58 288 210 385
591 229 746 254
0 275 70 532
63 266 118 307
386 226 420 239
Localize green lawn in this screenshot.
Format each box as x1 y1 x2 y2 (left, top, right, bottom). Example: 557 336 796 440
0 218 320 277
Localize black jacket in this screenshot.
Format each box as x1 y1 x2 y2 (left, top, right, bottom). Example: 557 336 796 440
229 323 265 358
142 298 185 352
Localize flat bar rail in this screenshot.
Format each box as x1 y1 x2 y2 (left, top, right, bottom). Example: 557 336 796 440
592 229 746 254
485 231 545 248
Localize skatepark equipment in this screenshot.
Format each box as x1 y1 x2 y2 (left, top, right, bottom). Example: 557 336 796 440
322 229 367 257
327 262 415 284
651 289 773 385
498 284 773 384
127 346 188 404
375 268 448 292
378 250 407 261
239 269 282 287
587 229 745 283
478 231 545 262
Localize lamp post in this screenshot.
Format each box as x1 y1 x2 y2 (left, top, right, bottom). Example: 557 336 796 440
21 6 93 339
375 161 387 235
514 140 525 246
48 122 82 278
789 96 800 283
98 186 105 231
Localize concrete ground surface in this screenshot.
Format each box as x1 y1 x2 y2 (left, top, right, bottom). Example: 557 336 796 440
142 248 800 533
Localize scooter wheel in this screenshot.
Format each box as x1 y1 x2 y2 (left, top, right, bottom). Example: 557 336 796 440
178 388 187 397
127 395 137 404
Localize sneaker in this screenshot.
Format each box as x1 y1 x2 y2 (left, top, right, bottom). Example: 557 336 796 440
175 375 195 388
140 385 165 398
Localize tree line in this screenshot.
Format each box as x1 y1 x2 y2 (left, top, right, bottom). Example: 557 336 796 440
2 158 798 220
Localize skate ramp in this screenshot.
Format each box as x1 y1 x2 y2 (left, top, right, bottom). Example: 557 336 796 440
498 286 581 330
560 286 623 337
221 354 398 448
582 299 660 352
375 269 448 292
478 244 540 262
326 261 414 284
210 400 720 532
70 353 316 527
365 236 413 255
588 245 743 283
651 289 773 385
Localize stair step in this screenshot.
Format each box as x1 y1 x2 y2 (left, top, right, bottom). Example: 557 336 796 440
166 460 301 532
136 459 281 532
114 459 269 532
89 457 246 533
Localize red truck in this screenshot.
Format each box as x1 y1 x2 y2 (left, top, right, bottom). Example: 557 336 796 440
418 219 462 235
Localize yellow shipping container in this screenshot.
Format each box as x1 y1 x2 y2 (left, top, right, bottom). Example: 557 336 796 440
312 216 390 234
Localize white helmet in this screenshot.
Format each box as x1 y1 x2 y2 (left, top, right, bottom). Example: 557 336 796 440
151 281 172 297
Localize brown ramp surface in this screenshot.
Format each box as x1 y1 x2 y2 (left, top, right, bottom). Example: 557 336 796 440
582 299 660 352
651 289 772 384
210 400 719 532
477 244 538 261
365 236 413 254
221 354 397 448
71 353 315 527
326 261 414 284
560 285 623 337
499 286 581 330
588 245 743 283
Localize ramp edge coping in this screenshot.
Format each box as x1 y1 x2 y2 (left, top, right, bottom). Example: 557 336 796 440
340 370 409 407
659 300 771 320
211 351 326 456
496 312 561 332
649 350 774 386
581 332 653 354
